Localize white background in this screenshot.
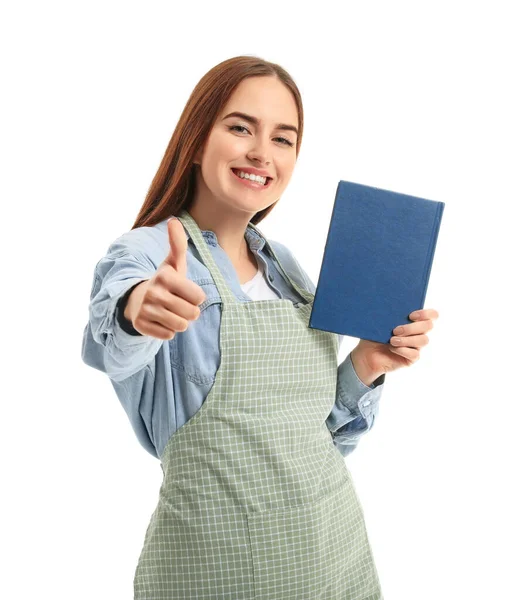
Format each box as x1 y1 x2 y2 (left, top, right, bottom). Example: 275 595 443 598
2 1 518 598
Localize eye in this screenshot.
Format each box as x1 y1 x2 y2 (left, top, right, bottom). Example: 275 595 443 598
228 125 294 147
275 137 295 147
229 125 250 136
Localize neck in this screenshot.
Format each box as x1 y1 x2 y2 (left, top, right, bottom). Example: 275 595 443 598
187 202 252 266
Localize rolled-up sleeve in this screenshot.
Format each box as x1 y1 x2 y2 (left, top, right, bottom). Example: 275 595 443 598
326 352 385 457
81 249 164 382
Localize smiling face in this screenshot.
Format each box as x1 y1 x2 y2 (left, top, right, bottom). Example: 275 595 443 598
192 75 299 219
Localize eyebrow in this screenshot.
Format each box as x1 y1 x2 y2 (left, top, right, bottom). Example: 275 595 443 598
222 111 298 136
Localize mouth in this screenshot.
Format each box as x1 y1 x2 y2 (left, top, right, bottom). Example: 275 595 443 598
231 168 273 187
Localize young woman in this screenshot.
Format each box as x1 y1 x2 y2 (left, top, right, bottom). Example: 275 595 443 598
82 55 438 599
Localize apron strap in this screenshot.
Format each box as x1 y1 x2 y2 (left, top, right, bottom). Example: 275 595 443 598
176 209 238 305
247 221 314 304
177 209 314 306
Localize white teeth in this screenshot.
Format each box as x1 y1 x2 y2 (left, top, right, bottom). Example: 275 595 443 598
235 170 267 184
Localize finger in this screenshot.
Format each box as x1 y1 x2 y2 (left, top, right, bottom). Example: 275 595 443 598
388 346 420 361
136 295 192 337
147 287 202 323
140 303 190 334
166 217 188 277
390 334 429 349
134 319 179 341
393 321 434 336
410 309 440 321
153 268 207 308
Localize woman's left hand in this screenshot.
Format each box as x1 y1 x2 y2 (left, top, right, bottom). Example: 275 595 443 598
353 308 440 377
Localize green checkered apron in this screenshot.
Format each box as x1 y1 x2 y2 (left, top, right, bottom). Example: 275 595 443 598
133 209 383 599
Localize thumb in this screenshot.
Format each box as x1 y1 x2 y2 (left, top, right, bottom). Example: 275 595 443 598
165 217 188 278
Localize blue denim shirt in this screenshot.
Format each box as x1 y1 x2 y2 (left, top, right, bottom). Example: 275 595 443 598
81 215 385 460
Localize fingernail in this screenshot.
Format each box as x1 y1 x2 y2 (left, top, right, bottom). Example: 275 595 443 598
410 311 420 319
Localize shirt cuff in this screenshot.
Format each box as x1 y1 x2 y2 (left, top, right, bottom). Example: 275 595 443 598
337 352 385 420
115 281 146 336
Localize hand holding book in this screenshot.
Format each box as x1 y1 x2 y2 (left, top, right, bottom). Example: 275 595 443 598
309 180 445 382
351 307 440 383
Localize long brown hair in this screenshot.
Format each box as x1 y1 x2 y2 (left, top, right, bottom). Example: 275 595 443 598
130 55 304 230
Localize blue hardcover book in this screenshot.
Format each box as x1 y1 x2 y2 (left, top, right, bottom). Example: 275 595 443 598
309 180 445 344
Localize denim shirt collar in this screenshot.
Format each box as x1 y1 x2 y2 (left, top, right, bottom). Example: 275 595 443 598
180 221 282 303
183 223 266 254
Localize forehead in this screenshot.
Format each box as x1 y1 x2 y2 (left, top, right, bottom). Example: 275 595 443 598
220 76 298 124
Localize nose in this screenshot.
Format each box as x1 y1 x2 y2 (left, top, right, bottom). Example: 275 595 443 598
246 135 271 166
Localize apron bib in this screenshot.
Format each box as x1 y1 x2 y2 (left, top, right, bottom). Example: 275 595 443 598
134 209 383 599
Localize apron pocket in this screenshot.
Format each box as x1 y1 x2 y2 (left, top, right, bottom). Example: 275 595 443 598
246 478 383 599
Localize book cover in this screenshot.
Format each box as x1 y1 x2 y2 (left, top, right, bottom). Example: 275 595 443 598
309 180 445 344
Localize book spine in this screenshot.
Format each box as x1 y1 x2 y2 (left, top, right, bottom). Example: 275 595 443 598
420 202 444 308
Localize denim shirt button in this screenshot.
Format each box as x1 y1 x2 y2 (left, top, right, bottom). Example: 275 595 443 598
268 274 274 282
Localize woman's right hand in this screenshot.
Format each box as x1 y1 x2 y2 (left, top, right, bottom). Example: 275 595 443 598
127 217 207 340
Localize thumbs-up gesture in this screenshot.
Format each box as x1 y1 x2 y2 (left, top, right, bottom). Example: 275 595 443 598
129 218 207 340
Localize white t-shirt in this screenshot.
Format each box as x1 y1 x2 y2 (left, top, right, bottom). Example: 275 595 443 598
239 253 280 300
